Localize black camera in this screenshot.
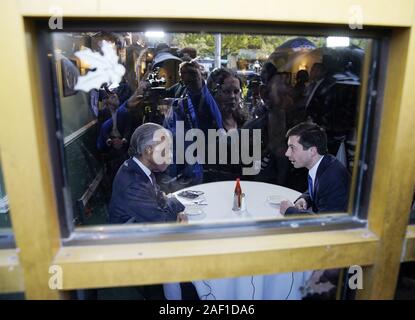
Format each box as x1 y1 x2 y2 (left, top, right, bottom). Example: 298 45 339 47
143 67 167 100
147 67 167 88
247 74 261 89
141 67 167 124
98 82 115 101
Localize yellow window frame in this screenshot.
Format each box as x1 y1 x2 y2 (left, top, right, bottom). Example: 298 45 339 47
0 0 414 299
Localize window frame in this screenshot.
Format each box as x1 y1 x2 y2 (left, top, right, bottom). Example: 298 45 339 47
0 0 414 299
38 19 383 245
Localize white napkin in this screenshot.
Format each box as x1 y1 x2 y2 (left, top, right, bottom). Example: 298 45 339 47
176 195 207 206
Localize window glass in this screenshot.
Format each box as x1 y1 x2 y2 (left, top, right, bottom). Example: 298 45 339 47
49 30 372 228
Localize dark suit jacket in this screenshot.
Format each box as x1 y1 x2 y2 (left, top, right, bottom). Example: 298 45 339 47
242 108 290 186
97 102 132 153
109 158 185 223
285 155 350 214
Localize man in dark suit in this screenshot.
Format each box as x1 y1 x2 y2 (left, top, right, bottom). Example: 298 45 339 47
280 122 350 214
109 123 199 300
109 122 186 224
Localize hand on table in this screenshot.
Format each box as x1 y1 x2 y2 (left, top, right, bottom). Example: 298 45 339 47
294 198 308 210
280 200 294 215
280 198 308 214
177 213 188 223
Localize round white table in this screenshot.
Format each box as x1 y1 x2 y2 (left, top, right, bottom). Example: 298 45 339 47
165 181 311 300
174 180 301 223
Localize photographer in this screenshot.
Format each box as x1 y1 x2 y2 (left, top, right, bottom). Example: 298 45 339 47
125 68 168 127
163 61 223 191
97 86 132 189
165 47 197 99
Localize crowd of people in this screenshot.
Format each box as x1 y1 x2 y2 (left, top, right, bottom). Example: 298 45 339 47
91 44 357 300
94 44 357 225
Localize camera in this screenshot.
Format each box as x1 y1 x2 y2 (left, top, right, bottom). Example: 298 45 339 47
141 67 167 124
143 67 167 101
247 74 261 89
98 82 115 101
147 67 166 88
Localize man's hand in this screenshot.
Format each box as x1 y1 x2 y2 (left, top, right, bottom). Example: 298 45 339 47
127 81 150 108
294 198 308 210
280 200 294 215
177 213 188 223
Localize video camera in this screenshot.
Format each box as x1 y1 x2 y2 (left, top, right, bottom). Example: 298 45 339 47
98 82 116 101
141 67 167 124
142 67 167 99
247 74 261 89
147 67 167 88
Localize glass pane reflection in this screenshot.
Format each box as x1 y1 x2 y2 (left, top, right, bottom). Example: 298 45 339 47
50 31 370 226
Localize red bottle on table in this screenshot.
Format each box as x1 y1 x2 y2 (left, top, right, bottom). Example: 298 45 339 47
234 178 242 209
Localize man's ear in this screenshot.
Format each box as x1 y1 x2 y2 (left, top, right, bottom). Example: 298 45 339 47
143 145 152 157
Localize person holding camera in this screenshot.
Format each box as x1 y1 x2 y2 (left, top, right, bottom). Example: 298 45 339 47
163 61 223 190
123 67 170 128
97 86 132 189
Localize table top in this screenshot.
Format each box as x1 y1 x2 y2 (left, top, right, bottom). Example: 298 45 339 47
174 180 301 224
166 181 309 300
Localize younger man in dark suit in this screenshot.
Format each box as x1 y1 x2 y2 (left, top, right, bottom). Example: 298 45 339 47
280 122 350 214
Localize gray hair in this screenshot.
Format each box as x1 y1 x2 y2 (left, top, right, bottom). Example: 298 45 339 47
128 123 166 157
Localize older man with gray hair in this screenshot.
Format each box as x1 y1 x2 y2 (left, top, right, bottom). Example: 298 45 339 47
109 122 186 224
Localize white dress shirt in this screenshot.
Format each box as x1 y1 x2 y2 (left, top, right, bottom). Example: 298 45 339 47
132 157 153 185
308 155 324 190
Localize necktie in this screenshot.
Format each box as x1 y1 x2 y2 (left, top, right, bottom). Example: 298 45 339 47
149 173 160 194
308 174 314 200
150 172 156 186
